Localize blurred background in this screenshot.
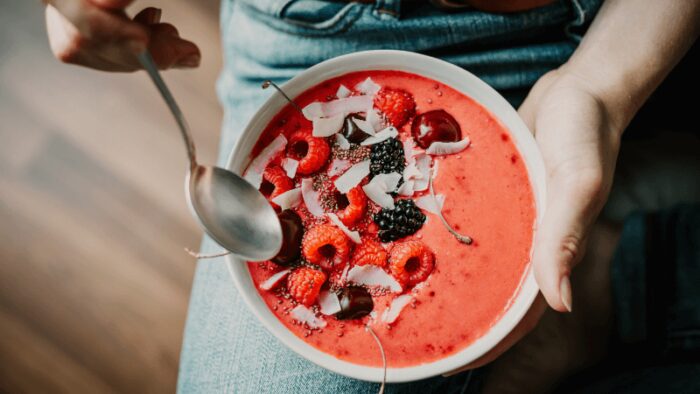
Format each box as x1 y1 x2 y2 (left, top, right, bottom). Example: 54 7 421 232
0 1 221 392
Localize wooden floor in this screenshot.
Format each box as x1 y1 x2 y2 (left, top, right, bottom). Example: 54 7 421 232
0 1 222 392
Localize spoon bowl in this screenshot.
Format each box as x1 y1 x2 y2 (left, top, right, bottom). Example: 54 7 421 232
187 165 282 261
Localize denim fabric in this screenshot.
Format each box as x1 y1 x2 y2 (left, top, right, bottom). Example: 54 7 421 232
178 1 603 392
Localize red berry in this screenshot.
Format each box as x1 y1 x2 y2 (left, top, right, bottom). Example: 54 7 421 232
374 88 416 128
351 239 387 267
261 166 293 210
287 267 326 306
336 186 367 227
389 240 434 287
302 224 351 271
411 110 462 149
287 129 330 175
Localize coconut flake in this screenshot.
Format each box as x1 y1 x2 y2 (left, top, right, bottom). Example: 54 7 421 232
413 154 433 192
259 269 291 291
373 172 402 193
302 95 373 120
353 118 376 136
355 77 381 96
426 137 471 155
415 193 445 215
334 160 370 194
318 290 342 315
328 158 352 177
403 138 417 164
312 113 345 137
363 182 394 209
327 213 362 244
335 133 351 150
271 187 302 211
291 305 327 329
282 158 298 179
360 126 398 146
397 180 415 196
243 135 287 189
346 265 402 292
301 178 324 217
366 108 386 132
336 84 351 98
381 294 412 323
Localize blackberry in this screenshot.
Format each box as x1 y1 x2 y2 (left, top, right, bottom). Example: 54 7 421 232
370 137 405 176
374 199 426 242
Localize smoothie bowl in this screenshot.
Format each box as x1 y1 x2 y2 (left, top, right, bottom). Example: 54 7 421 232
225 50 545 382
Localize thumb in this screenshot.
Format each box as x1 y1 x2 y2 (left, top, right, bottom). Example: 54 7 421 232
533 169 603 312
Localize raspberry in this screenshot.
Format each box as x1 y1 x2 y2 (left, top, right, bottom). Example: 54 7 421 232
351 239 387 267
389 240 434 287
287 267 326 306
288 129 330 175
370 137 405 177
373 87 416 128
374 199 426 242
336 186 367 227
302 224 351 270
261 165 293 210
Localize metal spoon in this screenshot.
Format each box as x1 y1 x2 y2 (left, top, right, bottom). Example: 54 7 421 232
137 51 282 261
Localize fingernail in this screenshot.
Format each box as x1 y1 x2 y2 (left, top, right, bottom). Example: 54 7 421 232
560 276 573 312
178 54 201 68
150 8 162 24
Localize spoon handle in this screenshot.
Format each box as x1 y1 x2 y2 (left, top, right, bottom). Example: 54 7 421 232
137 51 197 168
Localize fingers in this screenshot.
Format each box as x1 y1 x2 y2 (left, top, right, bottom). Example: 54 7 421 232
147 23 201 69
46 2 200 72
532 167 603 312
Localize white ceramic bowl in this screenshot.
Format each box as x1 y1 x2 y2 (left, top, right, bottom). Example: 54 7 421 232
224 50 546 383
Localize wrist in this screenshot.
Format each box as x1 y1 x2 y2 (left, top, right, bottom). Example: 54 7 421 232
557 60 638 137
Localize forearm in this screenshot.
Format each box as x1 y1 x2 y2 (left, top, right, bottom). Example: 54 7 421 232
562 0 700 132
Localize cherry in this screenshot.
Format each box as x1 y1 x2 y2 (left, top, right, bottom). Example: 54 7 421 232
411 109 462 149
335 286 374 320
342 115 371 144
272 210 303 266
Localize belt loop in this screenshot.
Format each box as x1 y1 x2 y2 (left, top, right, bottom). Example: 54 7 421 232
374 0 401 19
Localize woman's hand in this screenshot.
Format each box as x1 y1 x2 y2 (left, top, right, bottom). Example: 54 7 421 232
445 67 623 374
45 0 200 71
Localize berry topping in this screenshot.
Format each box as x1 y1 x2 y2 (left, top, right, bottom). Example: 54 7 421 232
302 224 351 270
373 87 416 128
342 115 371 143
389 240 435 287
411 109 462 149
288 129 330 175
272 210 304 266
350 239 387 267
335 286 374 320
369 137 405 177
374 199 426 242
261 166 293 210
336 186 367 227
287 267 327 306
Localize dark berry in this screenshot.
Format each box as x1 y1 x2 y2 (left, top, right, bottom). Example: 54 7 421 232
272 210 303 266
335 286 374 320
342 115 371 144
370 137 405 177
411 110 462 149
373 199 426 242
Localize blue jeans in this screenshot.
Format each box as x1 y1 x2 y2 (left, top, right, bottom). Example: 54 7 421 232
177 1 605 392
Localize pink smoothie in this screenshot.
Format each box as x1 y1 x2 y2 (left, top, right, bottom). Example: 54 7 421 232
246 70 535 367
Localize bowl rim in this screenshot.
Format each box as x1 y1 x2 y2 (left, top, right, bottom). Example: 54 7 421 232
223 50 545 383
